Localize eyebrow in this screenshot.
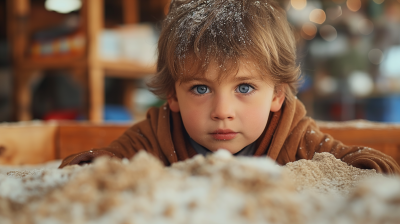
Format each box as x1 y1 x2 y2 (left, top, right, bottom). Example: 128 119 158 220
180 75 263 84
178 77 207 85
180 77 208 83
233 76 264 82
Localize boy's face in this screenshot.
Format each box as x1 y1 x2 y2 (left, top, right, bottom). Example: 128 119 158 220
168 61 285 154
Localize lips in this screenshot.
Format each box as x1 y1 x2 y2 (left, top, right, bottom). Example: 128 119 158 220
210 129 238 140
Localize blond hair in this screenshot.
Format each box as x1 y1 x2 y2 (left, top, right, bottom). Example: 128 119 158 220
148 0 301 101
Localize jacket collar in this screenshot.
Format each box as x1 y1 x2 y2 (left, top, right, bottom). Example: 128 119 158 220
267 99 307 161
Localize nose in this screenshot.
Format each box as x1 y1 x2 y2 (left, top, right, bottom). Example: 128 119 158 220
210 94 235 121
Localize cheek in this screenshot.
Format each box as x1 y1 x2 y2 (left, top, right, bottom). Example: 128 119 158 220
181 109 202 127
179 98 208 136
240 96 272 136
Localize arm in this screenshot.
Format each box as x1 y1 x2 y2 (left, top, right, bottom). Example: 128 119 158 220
58 107 168 169
294 118 400 175
58 149 117 168
58 125 151 168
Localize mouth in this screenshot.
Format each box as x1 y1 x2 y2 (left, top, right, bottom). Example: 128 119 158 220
210 129 238 140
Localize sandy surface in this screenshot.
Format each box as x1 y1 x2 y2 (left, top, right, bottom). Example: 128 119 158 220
0 160 61 175
0 151 399 224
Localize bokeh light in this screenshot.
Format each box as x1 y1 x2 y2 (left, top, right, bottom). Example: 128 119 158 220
45 0 82 14
320 25 338 41
326 6 342 20
348 71 374 97
316 76 338 95
373 0 385 4
301 22 317 40
332 0 346 3
358 19 374 35
368 49 384 65
291 0 307 10
310 9 326 24
381 46 400 78
347 0 362 12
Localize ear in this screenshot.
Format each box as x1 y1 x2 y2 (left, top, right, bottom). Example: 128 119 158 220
167 91 180 112
270 85 286 112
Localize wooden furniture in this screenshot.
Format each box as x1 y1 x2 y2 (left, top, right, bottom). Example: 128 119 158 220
318 120 400 167
57 122 130 160
0 122 58 165
7 0 156 123
0 121 130 165
0 120 400 166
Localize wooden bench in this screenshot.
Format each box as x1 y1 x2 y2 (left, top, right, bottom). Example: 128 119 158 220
1 120 400 166
318 120 400 166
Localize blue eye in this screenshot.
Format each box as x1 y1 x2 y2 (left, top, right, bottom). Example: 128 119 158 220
237 84 254 94
194 85 209 94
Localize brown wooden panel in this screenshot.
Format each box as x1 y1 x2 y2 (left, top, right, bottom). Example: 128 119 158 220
101 60 156 77
2 120 400 166
0 123 57 165
123 0 139 24
319 128 400 145
57 123 131 159
318 121 400 166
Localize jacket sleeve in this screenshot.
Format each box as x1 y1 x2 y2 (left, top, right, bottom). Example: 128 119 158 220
58 124 151 168
58 149 117 168
293 117 400 175
59 109 167 168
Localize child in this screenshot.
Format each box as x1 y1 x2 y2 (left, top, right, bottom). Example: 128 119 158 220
59 0 400 174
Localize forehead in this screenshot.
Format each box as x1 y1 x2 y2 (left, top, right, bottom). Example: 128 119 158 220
178 59 267 83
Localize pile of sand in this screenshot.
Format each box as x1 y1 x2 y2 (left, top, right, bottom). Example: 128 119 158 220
0 160 62 176
285 152 379 194
0 151 399 224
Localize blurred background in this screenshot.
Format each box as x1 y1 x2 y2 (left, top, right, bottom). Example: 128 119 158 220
0 0 399 123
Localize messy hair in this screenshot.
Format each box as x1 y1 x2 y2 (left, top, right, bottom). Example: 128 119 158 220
148 0 301 101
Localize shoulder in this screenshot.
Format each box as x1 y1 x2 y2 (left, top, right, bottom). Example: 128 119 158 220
146 106 162 119
130 104 171 133
118 107 164 136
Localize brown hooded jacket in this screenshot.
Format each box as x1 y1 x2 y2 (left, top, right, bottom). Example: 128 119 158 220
59 99 400 174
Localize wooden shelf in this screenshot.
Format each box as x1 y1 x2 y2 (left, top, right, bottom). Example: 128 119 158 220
101 59 156 78
21 56 87 70
9 0 156 123
18 57 157 76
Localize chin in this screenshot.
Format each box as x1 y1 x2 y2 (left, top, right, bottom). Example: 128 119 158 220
211 146 240 154
202 140 242 154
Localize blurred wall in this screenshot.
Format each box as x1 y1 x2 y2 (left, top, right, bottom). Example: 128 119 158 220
287 0 400 122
